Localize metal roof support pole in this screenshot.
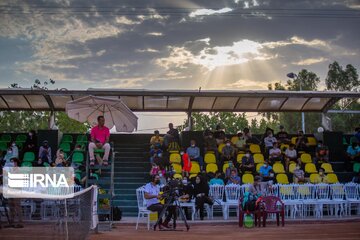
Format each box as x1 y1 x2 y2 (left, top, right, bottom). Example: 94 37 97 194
187 111 193 131
48 111 56 130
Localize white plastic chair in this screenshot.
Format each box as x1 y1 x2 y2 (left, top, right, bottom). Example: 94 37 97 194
135 187 154 230
329 183 347 217
315 183 332 218
344 182 360 215
297 184 319 218
209 184 226 219
224 184 241 220
278 184 301 219
179 200 197 221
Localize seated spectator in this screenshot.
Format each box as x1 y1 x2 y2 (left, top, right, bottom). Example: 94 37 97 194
89 116 111 166
179 176 194 220
225 161 238 180
315 140 329 167
209 171 225 185
37 140 51 166
150 130 164 149
203 128 212 140
186 140 204 170
4 142 19 167
248 176 268 196
221 140 235 167
293 164 305 183
296 130 308 152
181 149 192 177
167 137 181 153
150 163 160 176
263 130 277 154
240 150 255 174
193 175 213 220
276 125 290 144
284 143 299 171
204 132 218 159
10 141 19 159
243 127 253 144
214 124 226 145
150 145 163 164
234 132 247 153
346 142 360 171
23 130 37 154
268 142 283 165
227 169 241 185
259 161 274 182
55 149 67 166
315 168 328 183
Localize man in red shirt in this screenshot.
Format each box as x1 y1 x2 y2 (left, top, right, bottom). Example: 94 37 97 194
89 116 110 166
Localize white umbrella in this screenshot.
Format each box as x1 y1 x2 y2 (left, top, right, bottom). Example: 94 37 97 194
66 95 138 132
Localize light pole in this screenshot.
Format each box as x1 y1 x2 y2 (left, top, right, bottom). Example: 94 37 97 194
287 72 305 133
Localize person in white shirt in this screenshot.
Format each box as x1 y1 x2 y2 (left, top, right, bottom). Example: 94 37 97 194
268 142 282 165
284 143 300 171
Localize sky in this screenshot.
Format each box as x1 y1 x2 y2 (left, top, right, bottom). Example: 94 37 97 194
0 0 359 132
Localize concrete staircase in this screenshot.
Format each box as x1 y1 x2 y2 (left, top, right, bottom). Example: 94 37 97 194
111 134 151 217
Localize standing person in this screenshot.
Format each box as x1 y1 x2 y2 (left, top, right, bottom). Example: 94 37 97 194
296 130 308 152
144 174 174 229
276 126 290 144
204 132 218 159
315 140 329 167
8 158 24 228
186 140 204 170
37 140 51 166
193 175 213 220
164 123 179 147
243 127 253 144
181 149 192 177
89 116 111 166
22 130 37 158
214 124 226 145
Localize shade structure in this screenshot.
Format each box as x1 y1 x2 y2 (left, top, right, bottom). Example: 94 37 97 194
66 96 138 132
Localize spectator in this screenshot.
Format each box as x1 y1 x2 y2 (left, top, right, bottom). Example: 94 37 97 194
248 175 267 196
259 161 274 182
181 149 192 177
350 127 360 144
23 130 37 153
268 142 283 165
263 130 277 154
179 176 194 220
315 168 328 183
89 116 111 166
55 149 66 166
149 145 163 164
225 161 238 179
214 124 226 145
209 171 225 185
38 140 51 166
150 130 163 149
204 132 218 159
167 123 179 142
284 143 299 171
4 143 19 167
293 164 305 183
227 169 241 185
234 132 247 153
240 150 255 174
10 141 19 159
193 175 213 220
296 130 308 152
346 142 360 171
144 174 174 229
221 140 235 167
315 140 329 167
243 127 253 143
203 128 212 140
276 125 290 144
186 140 204 170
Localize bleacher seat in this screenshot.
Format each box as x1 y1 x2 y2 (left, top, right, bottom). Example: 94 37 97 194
21 162 32 167
256 163 262 173
353 163 360 173
309 173 320 184
191 161 200 168
222 162 229 173
305 163 317 174
300 153 312 164
189 164 200 179
171 163 182 174
253 153 265 164
206 163 218 174
237 153 245 163
276 173 289 184
23 152 35 162
0 134 11 143
231 136 239 145
249 144 261 153
204 153 216 164
327 173 339 184
169 153 181 164
59 142 71 152
61 135 73 143
321 163 334 173
76 135 88 144
242 174 254 184
291 137 297 145
72 152 84 163
218 143 225 154
289 163 296 173
0 142 7 151
280 144 289 152
15 134 27 143
307 137 317 146
174 173 183 179
273 163 285 174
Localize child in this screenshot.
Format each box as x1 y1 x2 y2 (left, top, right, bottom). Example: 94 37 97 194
55 149 66 166
181 150 192 177
150 163 160 176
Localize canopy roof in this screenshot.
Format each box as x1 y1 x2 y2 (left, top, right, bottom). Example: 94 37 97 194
0 88 358 113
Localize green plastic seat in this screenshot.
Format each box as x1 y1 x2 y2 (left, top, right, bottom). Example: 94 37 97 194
0 142 7 151
61 135 73 143
0 134 11 143
72 152 84 163
59 142 71 152
43 162 50 167
16 134 27 143
354 163 360 173
94 149 105 153
16 142 23 149
23 152 35 162
76 135 88 144
75 173 81 180
21 162 33 167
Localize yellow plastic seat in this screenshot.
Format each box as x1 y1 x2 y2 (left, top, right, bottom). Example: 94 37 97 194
223 162 229 173
231 136 239 145
309 173 320 184
253 153 265 164
300 153 312 164
242 174 254 184
189 174 198 179
291 137 297 145
204 153 216 164
237 153 245 163
206 163 218 174
273 163 286 174
169 150 180 154
191 161 200 169
172 163 182 174
276 173 289 184
289 163 297 173
170 153 181 164
190 164 200 174
321 163 334 173
307 137 317 146
305 163 317 174
218 143 226 154
256 163 262 173
327 173 339 184
174 173 183 179
249 144 261 153
280 144 289 152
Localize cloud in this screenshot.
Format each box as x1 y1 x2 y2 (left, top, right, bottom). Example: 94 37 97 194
189 8 233 18
263 36 330 49
226 79 270 90
135 48 160 53
292 57 328 66
96 50 106 57
146 32 163 36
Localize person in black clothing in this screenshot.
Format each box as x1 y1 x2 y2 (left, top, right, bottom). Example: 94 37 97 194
276 125 290 144
167 123 179 141
193 175 213 220
240 150 255 174
296 130 308 152
23 130 37 153
179 176 194 220
214 124 226 145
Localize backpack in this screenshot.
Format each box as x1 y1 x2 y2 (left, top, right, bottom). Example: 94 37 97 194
112 207 122 221
244 214 254 228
